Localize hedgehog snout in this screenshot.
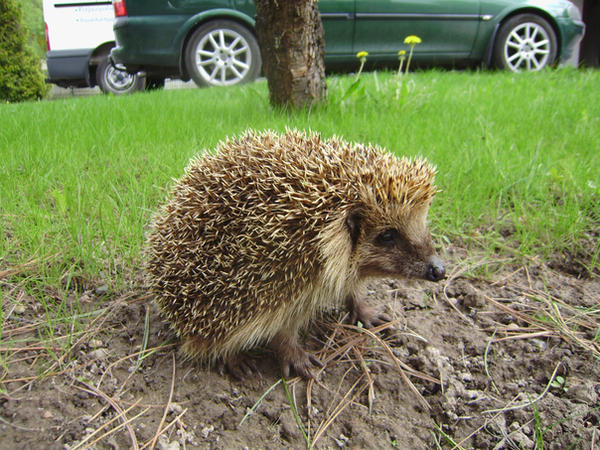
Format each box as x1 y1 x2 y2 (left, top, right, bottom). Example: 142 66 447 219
425 255 445 282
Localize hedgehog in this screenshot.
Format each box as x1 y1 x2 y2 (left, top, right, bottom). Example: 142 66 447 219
145 129 445 379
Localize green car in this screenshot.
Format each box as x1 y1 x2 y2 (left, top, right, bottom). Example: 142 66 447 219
110 0 584 88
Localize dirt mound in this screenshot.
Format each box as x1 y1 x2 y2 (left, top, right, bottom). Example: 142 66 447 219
1 248 599 449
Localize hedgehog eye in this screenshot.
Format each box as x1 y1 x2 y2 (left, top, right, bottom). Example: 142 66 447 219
375 229 398 247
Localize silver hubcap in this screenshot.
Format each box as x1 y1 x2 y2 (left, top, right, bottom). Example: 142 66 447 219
106 65 136 91
504 23 551 72
195 29 251 86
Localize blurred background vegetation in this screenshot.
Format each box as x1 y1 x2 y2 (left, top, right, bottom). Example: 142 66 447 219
19 0 45 58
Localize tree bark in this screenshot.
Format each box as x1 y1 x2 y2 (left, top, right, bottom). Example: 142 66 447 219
255 0 326 109
580 0 600 67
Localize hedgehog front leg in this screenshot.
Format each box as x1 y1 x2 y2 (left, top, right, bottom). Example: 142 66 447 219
346 294 392 329
270 331 323 379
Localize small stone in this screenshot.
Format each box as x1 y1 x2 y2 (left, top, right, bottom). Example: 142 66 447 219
200 425 214 439
168 403 183 415
567 380 598 405
509 430 533 449
89 339 104 348
279 414 300 439
94 284 109 295
464 389 480 400
42 410 53 419
460 372 474 383
463 292 484 308
334 435 348 448
177 429 199 446
530 339 546 351
89 348 109 361
157 435 180 450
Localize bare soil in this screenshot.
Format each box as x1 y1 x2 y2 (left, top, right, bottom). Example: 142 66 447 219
1 247 599 449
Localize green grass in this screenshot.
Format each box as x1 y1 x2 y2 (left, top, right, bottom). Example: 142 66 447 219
1 68 599 448
1 69 599 301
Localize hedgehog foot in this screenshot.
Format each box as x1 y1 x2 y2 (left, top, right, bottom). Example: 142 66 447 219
347 296 393 329
218 354 260 381
271 332 323 380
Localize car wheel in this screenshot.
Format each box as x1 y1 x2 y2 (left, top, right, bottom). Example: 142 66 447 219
493 14 558 72
185 20 261 87
96 56 144 94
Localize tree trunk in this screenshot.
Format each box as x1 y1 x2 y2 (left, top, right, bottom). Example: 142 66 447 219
580 0 600 67
255 0 326 109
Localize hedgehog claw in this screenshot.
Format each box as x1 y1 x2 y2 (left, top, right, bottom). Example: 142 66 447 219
272 332 323 380
218 355 260 381
281 351 323 380
349 298 393 329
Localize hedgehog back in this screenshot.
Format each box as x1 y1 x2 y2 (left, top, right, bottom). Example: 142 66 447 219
145 130 436 359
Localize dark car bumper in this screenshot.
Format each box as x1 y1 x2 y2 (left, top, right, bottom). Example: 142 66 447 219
111 16 181 77
46 49 93 87
558 18 585 63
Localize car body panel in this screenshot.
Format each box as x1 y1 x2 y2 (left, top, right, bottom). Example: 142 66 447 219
43 0 143 90
318 1 357 59
112 0 359 73
354 1 482 59
110 0 584 79
46 49 94 86
476 0 585 61
172 9 256 74
45 0 114 50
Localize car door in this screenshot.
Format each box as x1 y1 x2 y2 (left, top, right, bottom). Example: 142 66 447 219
354 0 481 58
319 0 356 61
174 0 356 61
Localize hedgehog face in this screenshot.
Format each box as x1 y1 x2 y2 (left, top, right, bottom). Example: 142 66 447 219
347 206 445 282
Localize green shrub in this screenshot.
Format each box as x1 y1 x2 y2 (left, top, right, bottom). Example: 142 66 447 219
0 0 47 102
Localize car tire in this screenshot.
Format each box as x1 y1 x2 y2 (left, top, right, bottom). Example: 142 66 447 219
96 56 145 94
493 14 558 72
184 20 261 87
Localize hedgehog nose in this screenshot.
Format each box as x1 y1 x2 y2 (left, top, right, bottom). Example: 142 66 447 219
425 256 445 282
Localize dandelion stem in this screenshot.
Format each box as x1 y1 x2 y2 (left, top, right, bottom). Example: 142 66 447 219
397 58 405 77
406 45 415 74
355 60 365 82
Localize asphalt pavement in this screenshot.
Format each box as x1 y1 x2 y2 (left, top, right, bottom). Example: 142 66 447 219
47 78 197 99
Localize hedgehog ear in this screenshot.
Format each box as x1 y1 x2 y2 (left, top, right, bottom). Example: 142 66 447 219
345 208 362 249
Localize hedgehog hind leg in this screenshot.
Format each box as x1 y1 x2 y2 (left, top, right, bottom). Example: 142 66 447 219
179 334 213 362
180 334 260 380
270 331 323 380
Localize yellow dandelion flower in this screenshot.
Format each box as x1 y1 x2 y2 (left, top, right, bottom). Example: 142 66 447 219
404 35 422 45
355 51 368 81
398 50 406 57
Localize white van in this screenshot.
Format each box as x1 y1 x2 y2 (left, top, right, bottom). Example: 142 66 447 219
43 0 144 94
